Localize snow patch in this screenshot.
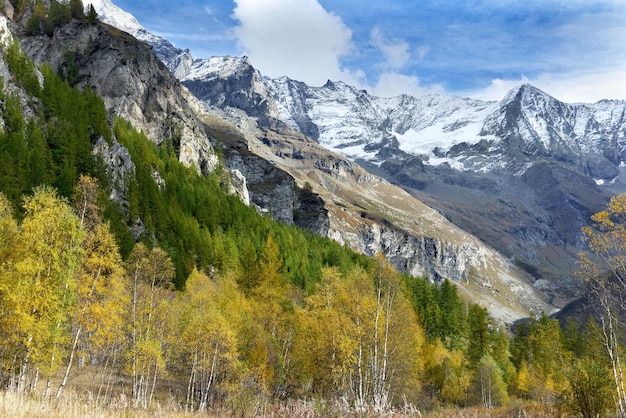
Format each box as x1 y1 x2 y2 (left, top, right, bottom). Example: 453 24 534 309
0 16 11 47
184 56 252 81
595 176 619 186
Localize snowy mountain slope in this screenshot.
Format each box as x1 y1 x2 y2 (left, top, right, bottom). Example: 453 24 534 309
91 1 626 181
374 93 498 158
266 78 626 178
87 0 141 36
88 0 193 78
479 84 626 178
181 55 626 181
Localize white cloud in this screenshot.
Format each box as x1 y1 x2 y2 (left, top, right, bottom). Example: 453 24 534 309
468 76 531 101
370 27 410 69
371 72 443 98
416 45 430 60
468 67 626 103
229 0 626 103
232 0 355 87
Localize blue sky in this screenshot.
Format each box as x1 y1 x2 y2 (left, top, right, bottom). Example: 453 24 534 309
111 0 626 102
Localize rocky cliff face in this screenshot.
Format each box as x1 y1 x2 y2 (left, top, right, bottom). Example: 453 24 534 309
17 19 218 175
205 115 330 236
345 222 473 283
183 56 281 125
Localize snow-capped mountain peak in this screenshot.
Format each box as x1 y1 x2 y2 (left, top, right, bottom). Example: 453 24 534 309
88 0 194 78
87 0 143 37
184 56 255 81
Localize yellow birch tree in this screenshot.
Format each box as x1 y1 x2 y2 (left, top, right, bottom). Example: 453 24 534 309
170 269 241 411
125 243 175 407
579 192 626 415
56 175 129 398
0 186 84 393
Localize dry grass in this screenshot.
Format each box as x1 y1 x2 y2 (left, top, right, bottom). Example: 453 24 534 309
0 389 194 418
423 401 568 418
0 389 571 418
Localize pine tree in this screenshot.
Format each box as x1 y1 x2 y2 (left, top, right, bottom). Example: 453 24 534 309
86 4 98 24
467 305 489 366
69 0 84 19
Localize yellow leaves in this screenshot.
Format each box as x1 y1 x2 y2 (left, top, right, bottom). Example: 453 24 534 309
72 174 102 230
295 263 425 402
515 361 531 396
609 193 626 217
74 222 129 349
0 187 85 386
590 211 614 229
580 192 626 287
170 269 243 405
127 243 175 289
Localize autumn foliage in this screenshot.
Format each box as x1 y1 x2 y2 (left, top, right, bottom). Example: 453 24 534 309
2 19 626 416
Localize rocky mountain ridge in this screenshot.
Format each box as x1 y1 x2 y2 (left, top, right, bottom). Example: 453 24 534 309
174 53 624 300
18 18 218 176
183 55 626 180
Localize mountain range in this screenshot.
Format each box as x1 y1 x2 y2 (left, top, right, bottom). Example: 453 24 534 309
8 0 625 321
173 37 626 304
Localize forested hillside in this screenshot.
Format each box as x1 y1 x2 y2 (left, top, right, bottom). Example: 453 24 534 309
0 2 625 417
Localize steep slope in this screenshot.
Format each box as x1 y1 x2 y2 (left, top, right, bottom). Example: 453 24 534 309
88 2 554 318
197 105 550 322
15 6 217 175
177 55 624 301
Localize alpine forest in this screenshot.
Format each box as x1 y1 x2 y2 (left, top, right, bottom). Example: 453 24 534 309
1 1 626 417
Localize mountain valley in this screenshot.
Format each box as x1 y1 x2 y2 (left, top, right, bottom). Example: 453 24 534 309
84 0 626 315
175 51 626 305
3 1 626 415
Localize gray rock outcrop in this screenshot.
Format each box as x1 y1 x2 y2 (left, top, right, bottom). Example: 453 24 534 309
18 20 218 175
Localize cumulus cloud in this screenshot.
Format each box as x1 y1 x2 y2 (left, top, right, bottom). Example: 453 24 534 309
370 27 410 69
469 67 626 103
371 72 443 98
229 0 626 102
232 0 357 86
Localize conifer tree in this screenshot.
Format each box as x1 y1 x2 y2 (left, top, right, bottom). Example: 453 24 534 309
86 4 98 24
467 305 490 366
69 0 84 19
